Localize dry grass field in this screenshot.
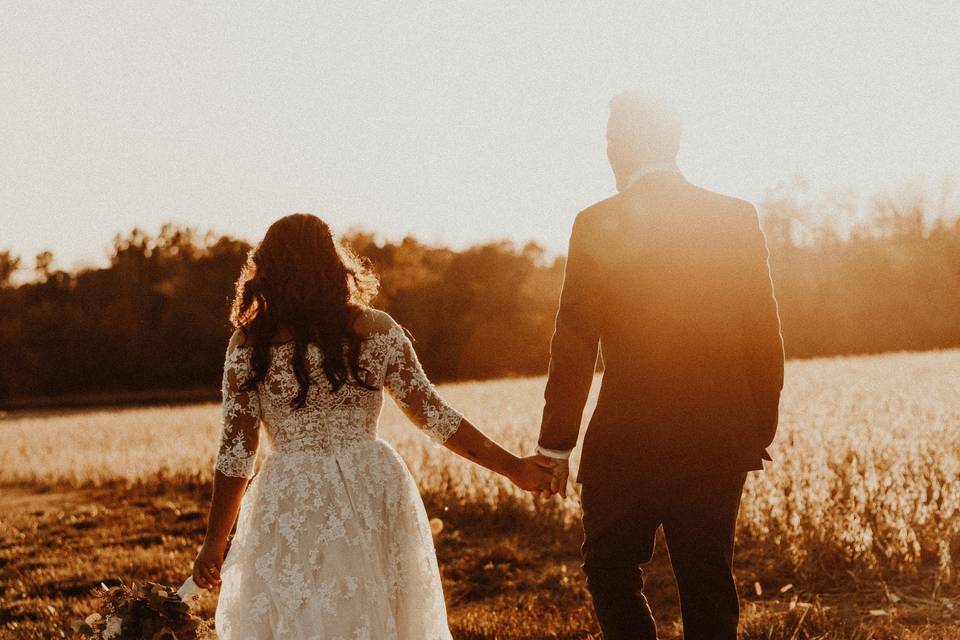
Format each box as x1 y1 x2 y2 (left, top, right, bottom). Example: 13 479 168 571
2 350 960 638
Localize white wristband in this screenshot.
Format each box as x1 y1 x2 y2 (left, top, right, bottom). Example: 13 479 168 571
536 445 573 460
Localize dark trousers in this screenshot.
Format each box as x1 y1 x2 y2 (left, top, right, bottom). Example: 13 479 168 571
580 471 748 640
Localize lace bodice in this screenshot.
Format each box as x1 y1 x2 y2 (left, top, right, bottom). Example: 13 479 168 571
215 320 463 478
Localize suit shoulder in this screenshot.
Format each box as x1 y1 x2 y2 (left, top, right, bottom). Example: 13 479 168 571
687 183 755 214
684 185 758 233
572 193 625 235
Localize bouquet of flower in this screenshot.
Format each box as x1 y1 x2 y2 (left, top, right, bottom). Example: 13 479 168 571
69 577 209 640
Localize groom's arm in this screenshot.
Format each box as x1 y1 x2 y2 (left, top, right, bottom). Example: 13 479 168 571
538 212 602 457
740 204 785 456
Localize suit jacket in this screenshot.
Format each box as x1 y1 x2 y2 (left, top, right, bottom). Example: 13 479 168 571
539 172 785 485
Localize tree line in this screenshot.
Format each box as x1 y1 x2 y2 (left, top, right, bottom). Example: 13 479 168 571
1 191 958 407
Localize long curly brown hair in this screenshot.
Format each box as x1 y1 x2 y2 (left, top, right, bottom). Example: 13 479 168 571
230 214 380 407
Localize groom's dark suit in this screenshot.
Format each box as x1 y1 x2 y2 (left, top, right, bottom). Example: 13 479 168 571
539 172 784 639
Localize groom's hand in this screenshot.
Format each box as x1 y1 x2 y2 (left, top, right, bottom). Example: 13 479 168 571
533 454 569 499
507 456 558 493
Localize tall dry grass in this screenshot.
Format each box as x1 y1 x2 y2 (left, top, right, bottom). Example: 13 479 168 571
3 350 958 584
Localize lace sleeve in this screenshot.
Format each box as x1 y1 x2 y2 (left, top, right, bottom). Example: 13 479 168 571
214 346 261 478
383 326 463 444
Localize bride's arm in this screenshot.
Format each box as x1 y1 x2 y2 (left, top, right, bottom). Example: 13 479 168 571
441 418 552 491
195 473 248 589
194 332 262 589
382 324 552 492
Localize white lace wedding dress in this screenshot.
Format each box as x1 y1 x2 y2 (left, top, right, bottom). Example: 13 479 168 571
212 314 461 639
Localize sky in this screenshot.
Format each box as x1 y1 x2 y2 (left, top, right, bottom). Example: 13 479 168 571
2 1 958 272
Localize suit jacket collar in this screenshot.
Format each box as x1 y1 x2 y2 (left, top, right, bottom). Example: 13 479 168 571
621 160 684 193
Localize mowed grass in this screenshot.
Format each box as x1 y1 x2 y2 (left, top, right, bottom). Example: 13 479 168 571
2 350 960 638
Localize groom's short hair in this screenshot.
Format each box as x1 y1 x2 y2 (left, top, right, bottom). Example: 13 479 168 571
608 91 682 161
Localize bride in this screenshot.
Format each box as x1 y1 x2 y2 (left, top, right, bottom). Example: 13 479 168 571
191 213 553 638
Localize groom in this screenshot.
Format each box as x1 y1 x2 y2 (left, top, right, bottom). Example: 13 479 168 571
535 92 784 639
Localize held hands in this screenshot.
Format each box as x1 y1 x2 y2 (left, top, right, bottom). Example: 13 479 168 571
505 454 570 498
507 455 558 494
532 454 570 499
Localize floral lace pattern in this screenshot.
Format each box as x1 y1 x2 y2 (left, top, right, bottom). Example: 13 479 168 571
214 323 463 476
213 318 459 639
214 348 262 478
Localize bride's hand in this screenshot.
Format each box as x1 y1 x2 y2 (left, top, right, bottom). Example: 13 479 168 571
192 542 225 590
507 456 556 493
